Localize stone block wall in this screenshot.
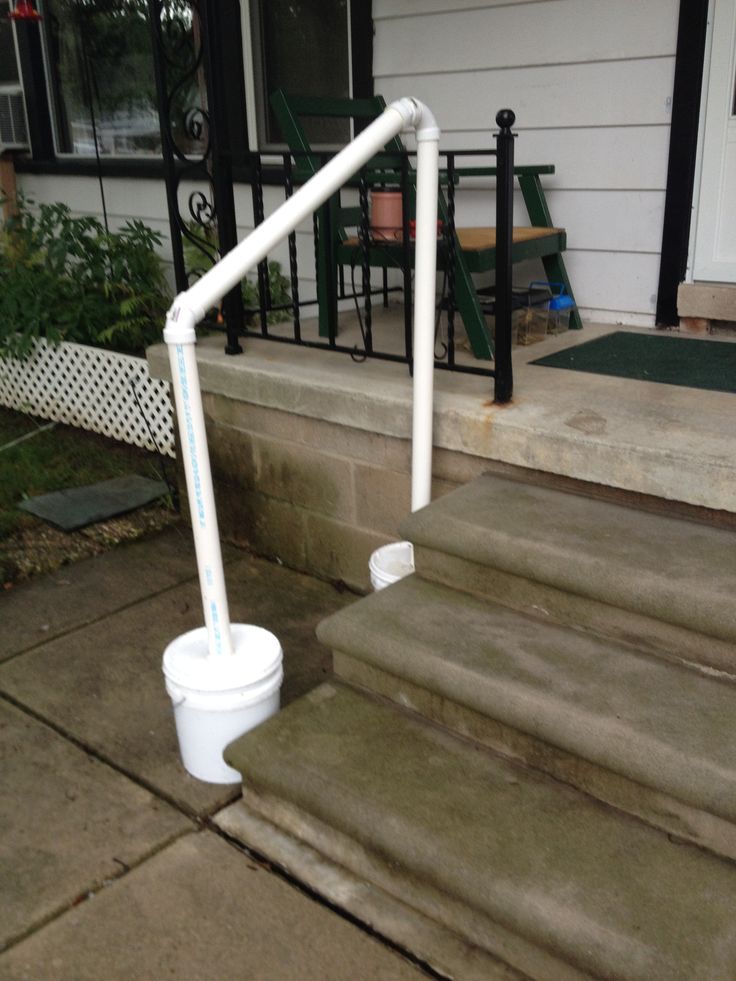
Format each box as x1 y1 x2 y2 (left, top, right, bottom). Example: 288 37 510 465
198 392 487 592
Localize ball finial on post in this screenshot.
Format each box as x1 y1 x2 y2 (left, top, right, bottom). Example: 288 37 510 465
495 108 516 132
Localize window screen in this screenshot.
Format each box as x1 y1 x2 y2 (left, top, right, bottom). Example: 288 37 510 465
251 0 350 147
0 1 20 83
43 0 202 157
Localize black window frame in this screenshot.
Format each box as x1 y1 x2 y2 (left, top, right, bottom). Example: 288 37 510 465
15 0 373 186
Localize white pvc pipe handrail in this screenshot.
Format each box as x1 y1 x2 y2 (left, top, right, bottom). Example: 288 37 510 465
164 97 440 658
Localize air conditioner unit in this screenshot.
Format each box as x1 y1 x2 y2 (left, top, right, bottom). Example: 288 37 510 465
0 83 29 152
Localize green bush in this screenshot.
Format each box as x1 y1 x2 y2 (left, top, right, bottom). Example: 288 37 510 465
183 220 291 325
0 199 171 359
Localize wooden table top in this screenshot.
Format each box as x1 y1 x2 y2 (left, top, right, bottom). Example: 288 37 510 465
342 226 564 252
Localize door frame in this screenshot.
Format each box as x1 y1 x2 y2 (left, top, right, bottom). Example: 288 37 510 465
691 0 736 282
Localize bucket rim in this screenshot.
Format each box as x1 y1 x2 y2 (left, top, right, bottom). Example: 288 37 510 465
163 623 282 693
368 539 414 571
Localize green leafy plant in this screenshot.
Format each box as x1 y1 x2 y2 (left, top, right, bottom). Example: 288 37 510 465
0 199 171 359
242 260 292 326
183 220 291 325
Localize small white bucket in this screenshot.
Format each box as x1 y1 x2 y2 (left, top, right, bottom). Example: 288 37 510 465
162 623 283 784
369 540 415 591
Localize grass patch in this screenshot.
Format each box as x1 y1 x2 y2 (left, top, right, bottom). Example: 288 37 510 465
0 409 167 536
0 408 177 584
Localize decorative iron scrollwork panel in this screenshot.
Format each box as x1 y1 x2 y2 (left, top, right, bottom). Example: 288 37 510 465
148 0 216 289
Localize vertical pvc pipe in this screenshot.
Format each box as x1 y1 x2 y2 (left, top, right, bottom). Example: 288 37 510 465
411 131 440 512
163 97 440 654
165 315 234 658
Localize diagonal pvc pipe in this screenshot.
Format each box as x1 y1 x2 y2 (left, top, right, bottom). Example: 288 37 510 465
164 97 439 659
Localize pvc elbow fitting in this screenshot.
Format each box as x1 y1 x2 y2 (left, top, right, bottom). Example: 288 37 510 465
388 97 441 143
163 295 200 345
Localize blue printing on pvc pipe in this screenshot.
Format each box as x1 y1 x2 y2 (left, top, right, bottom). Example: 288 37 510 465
176 344 227 656
175 345 205 529
210 597 224 655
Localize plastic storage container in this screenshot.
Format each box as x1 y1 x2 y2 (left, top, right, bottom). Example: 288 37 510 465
513 284 551 345
527 281 577 335
547 283 576 334
477 284 549 346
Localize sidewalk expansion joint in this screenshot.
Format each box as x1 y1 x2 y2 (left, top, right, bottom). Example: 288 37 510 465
0 689 214 822
0 827 193 956
2 570 204 665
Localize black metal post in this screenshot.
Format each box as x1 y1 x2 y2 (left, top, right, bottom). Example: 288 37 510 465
445 152 457 367
316 153 339 344
250 152 269 335
493 109 515 404
200 0 243 354
358 168 373 355
283 153 301 341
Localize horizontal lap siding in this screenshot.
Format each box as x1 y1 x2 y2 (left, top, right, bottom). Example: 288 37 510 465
18 0 677 327
374 0 678 324
453 189 666 253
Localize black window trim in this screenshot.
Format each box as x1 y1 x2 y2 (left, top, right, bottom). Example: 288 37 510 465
655 0 711 326
15 0 373 185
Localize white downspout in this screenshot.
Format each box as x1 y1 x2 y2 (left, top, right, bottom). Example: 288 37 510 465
164 97 440 659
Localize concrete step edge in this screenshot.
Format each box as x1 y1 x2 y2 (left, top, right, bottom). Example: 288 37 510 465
316 576 736 826
399 473 736 646
411 544 736 675
335 651 736 863
214 800 531 981
224 682 736 981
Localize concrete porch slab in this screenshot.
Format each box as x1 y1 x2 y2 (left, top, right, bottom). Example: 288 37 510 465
0 699 190 952
0 831 424 980
148 320 736 514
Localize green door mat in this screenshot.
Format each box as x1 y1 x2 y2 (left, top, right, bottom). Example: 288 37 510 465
19 475 168 531
531 331 736 394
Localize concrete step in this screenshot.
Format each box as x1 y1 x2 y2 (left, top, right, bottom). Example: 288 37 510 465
318 574 736 860
400 473 736 672
225 682 736 981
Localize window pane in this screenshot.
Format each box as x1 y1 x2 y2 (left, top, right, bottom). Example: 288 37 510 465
254 0 350 147
0 1 20 83
43 0 203 157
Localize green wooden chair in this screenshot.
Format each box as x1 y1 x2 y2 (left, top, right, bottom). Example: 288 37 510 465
270 89 580 359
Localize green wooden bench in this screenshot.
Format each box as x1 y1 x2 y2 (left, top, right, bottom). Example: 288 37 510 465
271 89 580 360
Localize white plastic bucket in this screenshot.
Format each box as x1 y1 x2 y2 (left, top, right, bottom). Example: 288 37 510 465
162 623 283 784
369 540 415 591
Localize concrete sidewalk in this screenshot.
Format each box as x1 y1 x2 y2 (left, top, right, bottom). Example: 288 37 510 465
0 527 427 980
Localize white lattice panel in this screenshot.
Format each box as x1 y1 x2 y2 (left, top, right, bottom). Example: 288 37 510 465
0 339 175 458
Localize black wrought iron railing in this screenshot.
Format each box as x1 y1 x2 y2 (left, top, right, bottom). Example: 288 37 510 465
147 1 516 402
209 122 514 403
150 14 516 403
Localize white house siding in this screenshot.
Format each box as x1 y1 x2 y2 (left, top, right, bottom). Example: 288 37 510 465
17 0 678 327
373 0 678 325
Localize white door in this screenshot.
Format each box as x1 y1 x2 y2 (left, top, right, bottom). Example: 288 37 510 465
693 0 736 282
